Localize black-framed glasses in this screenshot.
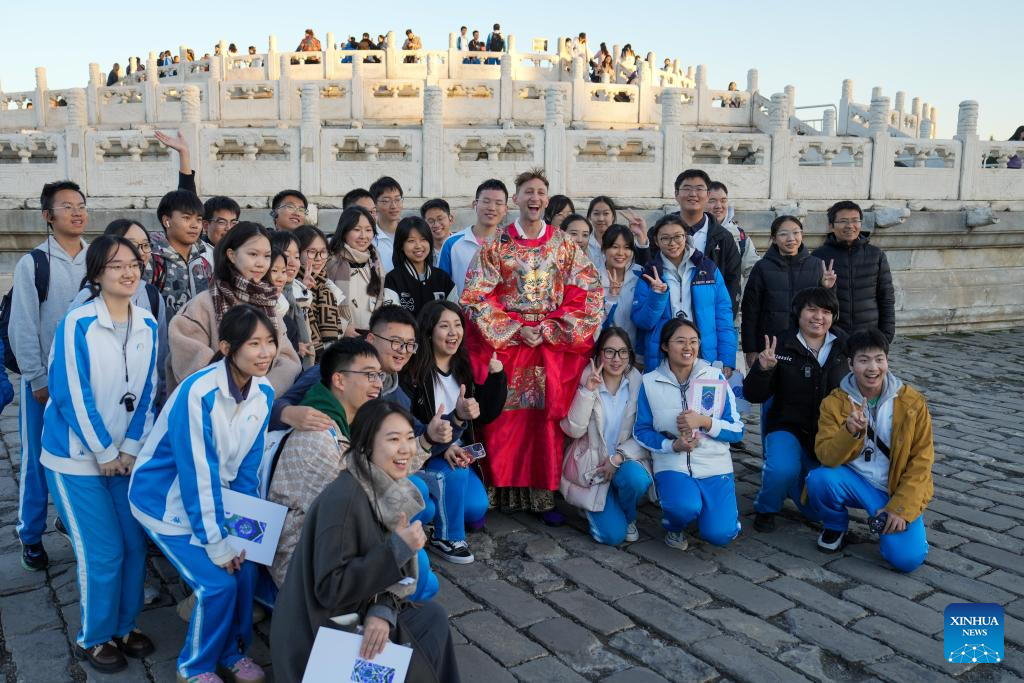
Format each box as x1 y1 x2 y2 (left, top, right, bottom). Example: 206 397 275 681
129 241 152 254
601 348 630 360
303 248 328 261
375 334 419 354
658 234 687 246
279 203 308 215
210 217 239 229
339 370 387 384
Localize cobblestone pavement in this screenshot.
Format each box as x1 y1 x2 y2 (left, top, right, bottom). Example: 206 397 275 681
1 329 1023 682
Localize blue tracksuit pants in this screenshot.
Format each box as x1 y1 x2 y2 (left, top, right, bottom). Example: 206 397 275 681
805 465 928 573
148 532 258 677
17 378 47 545
46 470 148 648
417 458 488 542
754 430 819 517
655 471 740 546
586 460 652 546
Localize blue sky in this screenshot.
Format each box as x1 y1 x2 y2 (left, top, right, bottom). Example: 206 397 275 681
1 1 1018 140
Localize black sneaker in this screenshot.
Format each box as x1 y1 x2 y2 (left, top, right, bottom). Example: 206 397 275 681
817 529 846 553
54 517 72 545
21 542 49 571
753 513 776 533
429 537 475 564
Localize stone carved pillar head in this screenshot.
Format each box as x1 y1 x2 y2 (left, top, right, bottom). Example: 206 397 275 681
66 89 87 127
822 108 837 137
746 69 759 93
769 92 788 131
181 85 201 122
89 63 103 87
894 91 906 115
868 96 890 134
544 85 566 123
841 79 854 102
956 100 979 139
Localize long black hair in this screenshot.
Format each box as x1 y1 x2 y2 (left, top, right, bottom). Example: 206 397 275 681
600 224 635 252
545 194 575 224
1010 125 1024 142
331 205 382 297
587 195 618 224
213 221 272 282
210 303 278 365
104 218 149 240
346 399 417 497
392 216 434 273
405 300 473 393
81 235 144 300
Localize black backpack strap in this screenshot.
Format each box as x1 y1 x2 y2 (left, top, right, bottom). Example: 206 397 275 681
144 283 161 318
30 249 50 304
266 430 294 487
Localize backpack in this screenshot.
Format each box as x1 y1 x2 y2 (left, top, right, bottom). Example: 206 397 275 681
0 249 49 374
143 282 161 319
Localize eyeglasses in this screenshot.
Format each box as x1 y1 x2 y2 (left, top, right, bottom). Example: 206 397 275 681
601 348 630 360
833 219 862 227
210 218 239 229
658 234 687 246
303 248 328 261
339 370 387 384
425 218 449 228
774 231 802 240
129 241 152 254
278 204 308 215
377 197 403 208
52 203 87 213
678 186 707 196
105 261 143 274
375 334 419 354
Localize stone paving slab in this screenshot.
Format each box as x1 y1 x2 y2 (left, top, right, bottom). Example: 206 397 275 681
1 329 1022 682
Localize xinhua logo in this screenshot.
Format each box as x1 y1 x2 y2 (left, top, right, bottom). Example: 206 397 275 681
944 603 1003 663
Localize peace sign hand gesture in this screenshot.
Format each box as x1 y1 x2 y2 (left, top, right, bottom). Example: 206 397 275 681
622 209 649 246
607 270 623 296
758 335 779 370
642 268 668 294
584 358 605 392
821 259 837 288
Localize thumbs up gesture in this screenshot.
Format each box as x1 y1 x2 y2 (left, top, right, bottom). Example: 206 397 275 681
821 259 837 288
846 395 867 436
427 403 453 444
395 512 426 552
456 384 480 421
488 351 504 375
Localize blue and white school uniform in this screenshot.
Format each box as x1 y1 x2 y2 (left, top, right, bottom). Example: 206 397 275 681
129 360 273 679
41 295 158 649
437 226 486 297
634 359 744 546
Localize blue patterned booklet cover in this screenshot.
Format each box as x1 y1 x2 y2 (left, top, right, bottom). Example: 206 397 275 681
302 627 412 683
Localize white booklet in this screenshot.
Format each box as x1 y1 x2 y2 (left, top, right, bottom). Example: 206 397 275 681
190 488 287 566
302 627 412 683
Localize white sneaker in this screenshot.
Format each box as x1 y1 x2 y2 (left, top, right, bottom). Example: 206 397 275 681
664 530 689 550
624 522 639 543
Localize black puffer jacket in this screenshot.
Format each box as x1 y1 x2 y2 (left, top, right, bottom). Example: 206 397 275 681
812 233 895 341
743 328 848 454
740 244 824 353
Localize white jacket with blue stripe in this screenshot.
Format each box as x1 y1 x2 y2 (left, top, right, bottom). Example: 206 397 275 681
40 296 159 476
128 360 274 566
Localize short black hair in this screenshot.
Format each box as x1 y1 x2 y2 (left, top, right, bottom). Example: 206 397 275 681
271 189 308 210
342 187 373 208
369 176 403 201
420 198 451 218
770 214 803 237
269 229 300 254
561 213 592 236
545 195 575 223
650 213 688 243
595 326 636 368
319 337 380 386
791 286 839 319
601 224 636 251
369 304 417 335
293 224 328 253
213 221 272 281
846 328 889 358
708 181 728 194
673 169 712 193
475 178 509 201
104 218 148 239
827 200 863 225
659 317 701 352
393 216 435 271
214 304 277 364
204 195 241 222
157 189 204 222
40 180 85 213
587 196 618 221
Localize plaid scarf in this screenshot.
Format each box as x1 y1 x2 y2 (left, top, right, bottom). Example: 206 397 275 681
209 272 279 325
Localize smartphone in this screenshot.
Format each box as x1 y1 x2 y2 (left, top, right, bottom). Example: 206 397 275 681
464 443 487 460
868 511 888 534
584 467 606 486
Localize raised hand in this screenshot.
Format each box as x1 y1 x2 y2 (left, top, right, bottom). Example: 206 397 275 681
427 403 453 444
607 270 623 297
584 358 605 392
642 268 668 294
758 335 779 370
821 259 837 288
395 512 427 551
456 384 480 421
846 395 867 436
488 351 504 374
622 209 649 246
154 130 188 153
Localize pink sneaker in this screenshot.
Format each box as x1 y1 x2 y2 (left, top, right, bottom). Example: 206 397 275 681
224 657 265 683
176 673 223 683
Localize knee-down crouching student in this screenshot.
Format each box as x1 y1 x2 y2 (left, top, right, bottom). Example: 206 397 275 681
129 305 276 683
43 236 158 673
807 328 933 573
633 318 744 550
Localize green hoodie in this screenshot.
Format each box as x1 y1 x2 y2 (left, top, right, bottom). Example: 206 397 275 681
298 381 351 439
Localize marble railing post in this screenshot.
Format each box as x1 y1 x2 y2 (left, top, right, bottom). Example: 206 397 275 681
385 31 398 78
571 56 586 126
206 58 222 120
499 54 514 126
919 103 932 139
507 34 517 77
894 91 906 131
637 59 653 125
544 85 567 194
955 100 980 200
300 82 322 196
180 85 202 190
838 79 853 135
144 52 159 122
929 108 938 140
768 92 791 200
695 64 709 124
34 67 47 128
746 68 759 95
661 87 684 198
216 40 228 78
87 63 103 124
868 96 891 200
448 32 458 78
325 33 337 79
822 108 836 136
911 97 921 136
278 55 292 120
350 57 364 124
64 88 87 186
267 35 280 80
611 44 620 84
784 84 796 121
422 84 444 197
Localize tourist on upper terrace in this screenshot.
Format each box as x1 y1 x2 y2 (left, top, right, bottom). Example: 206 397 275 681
457 26 470 51
1008 125 1024 169
294 225 344 360
811 200 896 342
420 198 455 259
42 236 158 674
743 287 848 533
295 28 322 62
382 217 456 317
106 63 122 86
326 206 385 334
167 222 301 395
370 176 404 275
200 195 241 263
561 213 593 255
741 215 834 369
130 305 275 683
468 30 485 61
10 181 89 572
629 214 736 372
573 32 591 66
633 318 744 550
461 169 603 523
270 400 461 683
438 178 509 297
807 328 933 572
670 169 743 315
706 181 758 287
270 189 309 232
545 194 575 228
561 327 652 546
403 29 422 63
485 24 505 64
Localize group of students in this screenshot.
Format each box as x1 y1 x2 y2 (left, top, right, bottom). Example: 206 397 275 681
2 160 935 683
